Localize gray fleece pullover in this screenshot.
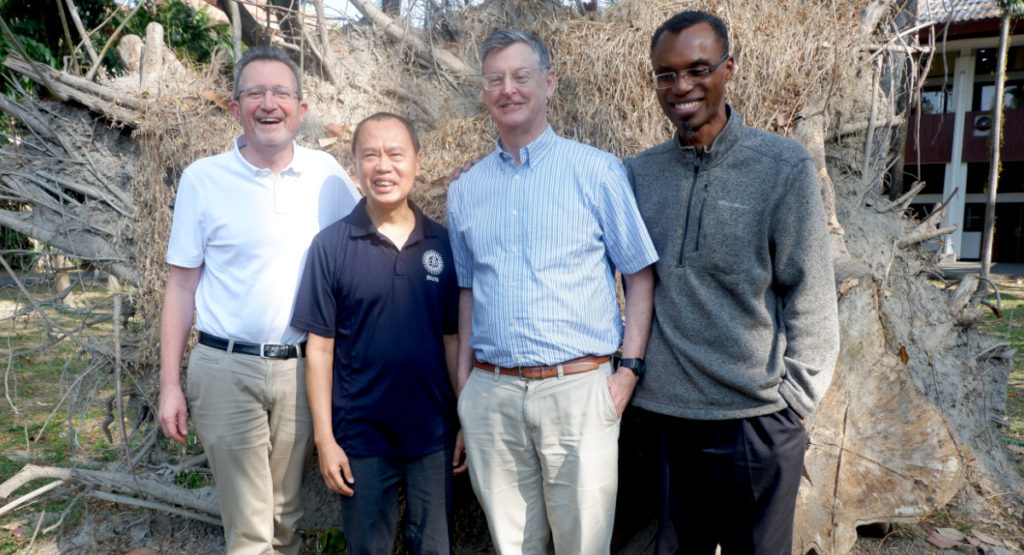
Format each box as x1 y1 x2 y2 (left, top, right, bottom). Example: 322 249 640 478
625 106 839 420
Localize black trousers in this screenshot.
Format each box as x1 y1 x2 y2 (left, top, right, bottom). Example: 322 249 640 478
654 408 806 555
339 445 455 555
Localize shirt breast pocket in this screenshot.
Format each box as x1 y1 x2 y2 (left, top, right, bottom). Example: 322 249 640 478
698 198 758 275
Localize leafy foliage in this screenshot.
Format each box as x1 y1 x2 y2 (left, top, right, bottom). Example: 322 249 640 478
119 0 231 65
997 0 1024 16
318 528 348 554
0 0 119 70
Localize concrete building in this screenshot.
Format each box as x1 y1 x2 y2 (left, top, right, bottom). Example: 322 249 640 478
907 0 1024 260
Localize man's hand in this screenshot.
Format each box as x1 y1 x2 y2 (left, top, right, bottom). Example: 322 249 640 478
158 383 189 443
317 440 355 496
446 154 486 186
452 429 468 475
607 367 640 417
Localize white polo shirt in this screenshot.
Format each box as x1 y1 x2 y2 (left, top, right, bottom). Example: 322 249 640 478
167 137 360 345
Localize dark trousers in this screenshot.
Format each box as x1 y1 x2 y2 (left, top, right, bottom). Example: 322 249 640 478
655 408 805 555
340 446 454 555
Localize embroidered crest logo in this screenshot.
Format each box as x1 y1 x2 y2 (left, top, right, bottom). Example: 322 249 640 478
422 250 444 276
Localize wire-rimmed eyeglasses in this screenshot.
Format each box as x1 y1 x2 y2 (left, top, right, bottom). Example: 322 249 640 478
235 85 300 102
651 53 730 90
480 67 548 91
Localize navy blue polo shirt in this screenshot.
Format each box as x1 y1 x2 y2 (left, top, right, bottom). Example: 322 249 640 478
291 199 459 457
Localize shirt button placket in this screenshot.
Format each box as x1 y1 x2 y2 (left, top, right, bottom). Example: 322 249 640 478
395 251 406 276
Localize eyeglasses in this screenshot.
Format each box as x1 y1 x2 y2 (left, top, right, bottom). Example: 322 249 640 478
235 85 300 102
651 53 730 90
480 67 547 91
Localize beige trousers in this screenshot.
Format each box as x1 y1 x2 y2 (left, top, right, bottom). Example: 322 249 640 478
186 343 313 555
458 361 620 555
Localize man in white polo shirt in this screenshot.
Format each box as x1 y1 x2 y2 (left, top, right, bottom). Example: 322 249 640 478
158 46 359 553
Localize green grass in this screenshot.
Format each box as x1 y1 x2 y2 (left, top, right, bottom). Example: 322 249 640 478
1 273 1022 552
978 279 1024 475
0 278 138 552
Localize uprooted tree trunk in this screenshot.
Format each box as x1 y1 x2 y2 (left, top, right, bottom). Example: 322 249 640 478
0 0 1020 552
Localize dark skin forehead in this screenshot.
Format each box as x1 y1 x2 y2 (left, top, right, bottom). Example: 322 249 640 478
651 23 726 72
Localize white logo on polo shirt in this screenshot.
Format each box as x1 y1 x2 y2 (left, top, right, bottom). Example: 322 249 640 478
423 250 444 282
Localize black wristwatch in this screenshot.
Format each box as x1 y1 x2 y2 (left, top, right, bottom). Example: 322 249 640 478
618 357 646 378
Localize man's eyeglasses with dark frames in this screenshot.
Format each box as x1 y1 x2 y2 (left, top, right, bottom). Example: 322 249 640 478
651 53 730 90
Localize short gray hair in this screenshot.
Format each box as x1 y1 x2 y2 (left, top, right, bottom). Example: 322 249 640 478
232 46 302 100
478 29 551 70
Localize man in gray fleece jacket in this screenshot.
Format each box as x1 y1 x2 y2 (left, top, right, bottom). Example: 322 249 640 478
624 10 840 554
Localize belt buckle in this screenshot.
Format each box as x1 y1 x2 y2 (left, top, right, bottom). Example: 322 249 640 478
259 343 272 358
516 366 526 379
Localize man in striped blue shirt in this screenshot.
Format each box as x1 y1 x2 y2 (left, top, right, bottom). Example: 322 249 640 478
447 29 658 555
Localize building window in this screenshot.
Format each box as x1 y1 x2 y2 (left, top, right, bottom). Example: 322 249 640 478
965 162 1024 194
920 85 952 114
964 203 986 232
967 163 990 194
975 46 1024 76
902 163 945 194
973 80 1024 112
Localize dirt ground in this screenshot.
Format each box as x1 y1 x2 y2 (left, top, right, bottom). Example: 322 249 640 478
5 276 1024 555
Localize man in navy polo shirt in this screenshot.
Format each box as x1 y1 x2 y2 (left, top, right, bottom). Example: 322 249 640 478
291 112 463 555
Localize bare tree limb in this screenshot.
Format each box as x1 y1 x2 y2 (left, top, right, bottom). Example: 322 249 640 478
898 225 958 247
42 491 85 534
0 256 117 356
63 0 101 68
88 490 222 527
0 464 221 517
4 54 142 125
0 479 66 518
218 0 273 47
54 0 79 73
140 23 165 95
829 116 904 140
348 0 474 77
889 180 927 212
86 1 146 81
313 0 331 58
113 295 130 469
858 57 883 204
228 0 243 61
300 25 341 86
0 93 58 140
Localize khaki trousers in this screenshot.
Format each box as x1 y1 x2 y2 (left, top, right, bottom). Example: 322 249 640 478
458 361 620 555
186 343 313 555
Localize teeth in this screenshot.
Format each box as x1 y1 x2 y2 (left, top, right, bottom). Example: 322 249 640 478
673 100 700 110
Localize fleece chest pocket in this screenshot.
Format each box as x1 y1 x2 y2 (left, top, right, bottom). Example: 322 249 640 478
692 196 757 275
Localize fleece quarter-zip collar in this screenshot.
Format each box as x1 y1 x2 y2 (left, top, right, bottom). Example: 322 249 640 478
672 104 743 169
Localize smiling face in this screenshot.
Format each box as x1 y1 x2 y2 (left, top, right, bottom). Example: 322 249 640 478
353 117 421 211
229 59 307 165
651 23 733 149
481 42 556 149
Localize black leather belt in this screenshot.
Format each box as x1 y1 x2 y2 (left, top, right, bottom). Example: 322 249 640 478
198 332 306 359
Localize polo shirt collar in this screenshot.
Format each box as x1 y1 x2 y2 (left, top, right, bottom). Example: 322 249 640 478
496 125 556 168
231 135 304 177
347 198 436 244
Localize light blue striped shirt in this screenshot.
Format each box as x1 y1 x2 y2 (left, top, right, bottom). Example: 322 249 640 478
447 126 658 367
